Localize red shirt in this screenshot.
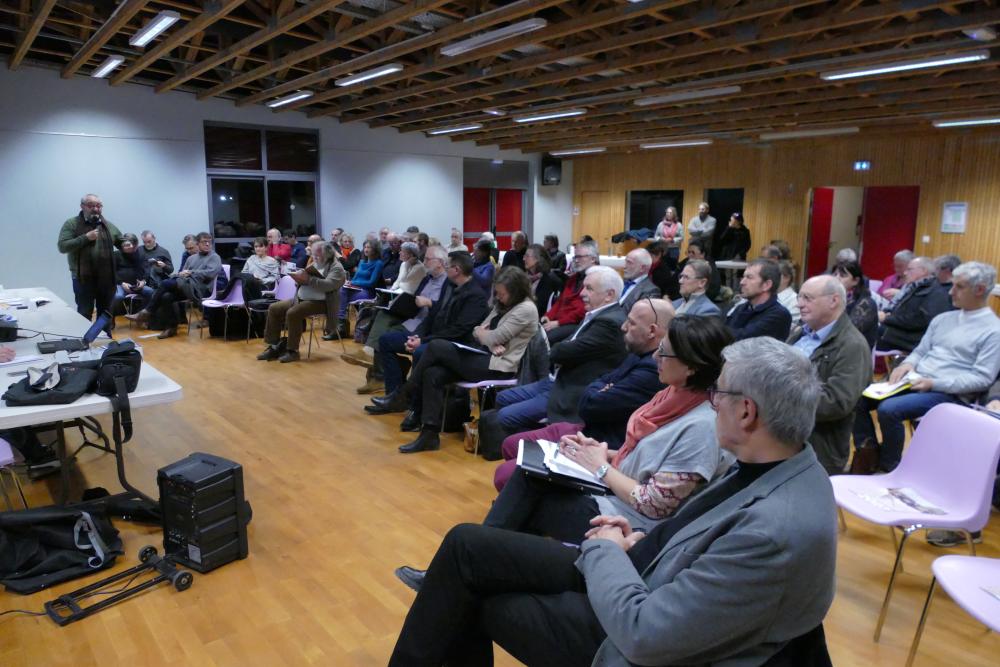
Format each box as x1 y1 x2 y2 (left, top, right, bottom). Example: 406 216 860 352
544 272 586 325
267 243 292 261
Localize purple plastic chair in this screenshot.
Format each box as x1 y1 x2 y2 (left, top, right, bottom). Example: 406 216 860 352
906 555 1000 666
246 275 297 343
831 403 1000 641
0 437 28 510
200 277 245 340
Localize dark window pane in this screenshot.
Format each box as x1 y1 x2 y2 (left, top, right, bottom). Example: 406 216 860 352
266 130 318 172
267 181 317 237
213 241 242 261
210 178 266 238
629 190 685 231
205 126 262 170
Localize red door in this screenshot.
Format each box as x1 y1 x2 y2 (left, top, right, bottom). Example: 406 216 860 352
495 189 524 251
463 188 491 245
807 187 834 279
860 186 920 280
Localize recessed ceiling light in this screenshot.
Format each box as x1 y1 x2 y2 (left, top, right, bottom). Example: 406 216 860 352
483 108 507 116
514 108 587 123
439 18 547 57
634 86 741 107
640 139 714 149
335 63 404 87
549 147 605 156
91 55 125 78
759 127 860 140
932 117 1000 128
129 10 181 48
426 123 484 135
267 90 314 108
963 27 997 42
820 50 989 81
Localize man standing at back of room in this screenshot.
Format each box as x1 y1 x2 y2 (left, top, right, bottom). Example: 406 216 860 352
687 202 717 259
58 193 123 323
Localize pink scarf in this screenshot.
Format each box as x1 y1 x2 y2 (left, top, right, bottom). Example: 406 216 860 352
611 385 708 468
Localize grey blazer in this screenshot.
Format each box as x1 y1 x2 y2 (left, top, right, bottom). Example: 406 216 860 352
672 293 721 317
620 277 662 314
576 446 837 667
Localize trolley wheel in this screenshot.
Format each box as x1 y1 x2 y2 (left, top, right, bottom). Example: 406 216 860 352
173 572 194 592
139 545 158 563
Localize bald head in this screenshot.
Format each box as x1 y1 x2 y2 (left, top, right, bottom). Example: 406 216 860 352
797 275 846 330
623 248 653 281
623 297 675 354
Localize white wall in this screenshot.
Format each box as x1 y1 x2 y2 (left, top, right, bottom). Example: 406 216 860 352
827 186 864 268
0 65 569 303
532 160 574 250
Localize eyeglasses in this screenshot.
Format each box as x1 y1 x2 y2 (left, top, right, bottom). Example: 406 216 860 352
82 202 103 208
707 384 744 409
573 254 596 262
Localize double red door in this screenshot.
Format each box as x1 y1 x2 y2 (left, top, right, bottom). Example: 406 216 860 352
463 188 524 250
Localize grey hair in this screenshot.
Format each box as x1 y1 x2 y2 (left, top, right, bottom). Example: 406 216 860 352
585 265 624 298
576 240 600 262
911 256 935 274
686 258 712 282
953 261 997 292
835 247 857 263
313 241 336 264
401 241 419 257
81 193 100 205
721 337 821 447
894 249 915 263
629 247 653 270
934 254 962 273
424 244 448 261
140 230 154 240
815 274 847 306
480 231 495 242
341 232 354 245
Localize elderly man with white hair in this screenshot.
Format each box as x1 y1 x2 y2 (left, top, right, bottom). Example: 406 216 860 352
788 274 872 474
618 247 661 313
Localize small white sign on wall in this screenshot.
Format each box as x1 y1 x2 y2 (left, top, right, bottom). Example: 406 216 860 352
573 206 580 216
941 202 968 234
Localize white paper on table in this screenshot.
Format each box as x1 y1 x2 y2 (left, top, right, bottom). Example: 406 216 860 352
0 354 43 368
452 341 488 355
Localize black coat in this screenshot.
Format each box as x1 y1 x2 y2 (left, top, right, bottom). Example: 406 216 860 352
726 296 792 341
878 279 954 352
576 351 663 448
415 279 490 346
717 225 752 261
532 271 563 319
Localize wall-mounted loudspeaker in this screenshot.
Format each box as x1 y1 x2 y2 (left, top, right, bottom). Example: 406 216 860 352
541 155 562 186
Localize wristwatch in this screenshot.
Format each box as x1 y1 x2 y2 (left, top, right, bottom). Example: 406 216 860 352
595 464 610 480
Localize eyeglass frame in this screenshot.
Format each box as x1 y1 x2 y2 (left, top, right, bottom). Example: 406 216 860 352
707 383 744 409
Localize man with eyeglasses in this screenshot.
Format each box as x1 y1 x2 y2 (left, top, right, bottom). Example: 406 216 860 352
388 336 837 666
540 240 600 344
58 193 123 322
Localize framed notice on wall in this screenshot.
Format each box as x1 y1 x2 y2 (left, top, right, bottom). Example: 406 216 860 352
941 202 968 234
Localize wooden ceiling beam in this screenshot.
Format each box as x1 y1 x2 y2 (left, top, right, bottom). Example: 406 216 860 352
8 0 59 69
61 0 150 78
111 0 248 85
196 0 453 100
156 0 345 93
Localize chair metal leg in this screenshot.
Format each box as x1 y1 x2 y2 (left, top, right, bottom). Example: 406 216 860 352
905 577 937 667
874 524 919 641
889 526 903 573
960 529 978 557
838 507 847 533
334 320 346 353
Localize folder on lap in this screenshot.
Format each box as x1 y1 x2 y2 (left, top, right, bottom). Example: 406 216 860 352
517 440 611 495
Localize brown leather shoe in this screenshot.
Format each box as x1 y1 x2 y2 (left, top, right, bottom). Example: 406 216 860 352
157 327 177 339
125 309 150 323
341 349 374 368
356 378 384 394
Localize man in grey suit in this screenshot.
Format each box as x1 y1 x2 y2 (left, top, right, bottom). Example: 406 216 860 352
618 247 662 313
389 337 838 666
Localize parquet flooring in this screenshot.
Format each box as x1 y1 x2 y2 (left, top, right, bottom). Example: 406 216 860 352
1 321 998 666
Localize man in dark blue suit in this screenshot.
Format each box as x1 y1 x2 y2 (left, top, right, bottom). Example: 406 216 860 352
725 259 792 341
493 298 674 489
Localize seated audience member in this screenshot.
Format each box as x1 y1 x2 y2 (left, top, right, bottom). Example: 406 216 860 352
934 253 961 288
114 233 154 308
876 256 953 354
366 251 490 417
654 206 683 265
380 233 403 286
496 266 627 433
717 212 752 290
241 237 281 302
831 260 877 348
770 239 792 261
619 248 661 313
445 228 467 253
540 240 599 343
543 234 567 274
834 247 858 265
646 240 679 300
776 259 800 323
523 243 562 319
126 232 221 339
854 261 1000 473
389 336 836 667
337 239 384 333
501 231 528 270
284 230 307 268
415 233 430 261
256 241 346 363
760 244 782 262
673 259 721 317
483 314 732 543
390 268 539 453
479 231 500 263
389 241 427 294
329 227 344 247
266 228 291 262
177 234 196 269
379 226 390 244
675 239 721 300
493 299 673 490
877 249 914 300
136 230 173 287
337 233 361 276
725 259 791 341
471 239 496 292
789 275 872 474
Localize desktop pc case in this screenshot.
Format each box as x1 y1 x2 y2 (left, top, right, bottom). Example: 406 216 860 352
158 453 251 573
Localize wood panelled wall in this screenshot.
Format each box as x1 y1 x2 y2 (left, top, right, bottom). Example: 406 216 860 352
571 130 1000 277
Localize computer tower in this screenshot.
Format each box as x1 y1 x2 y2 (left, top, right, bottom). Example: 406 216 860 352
158 453 252 573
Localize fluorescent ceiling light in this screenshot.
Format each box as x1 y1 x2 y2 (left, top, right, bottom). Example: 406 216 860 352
335 63 404 87
963 27 997 42
440 18 547 57
426 123 483 135
640 139 714 149
483 108 507 116
634 86 741 107
932 117 1000 128
760 127 860 140
514 108 587 123
820 49 989 80
91 55 125 78
267 90 314 108
129 10 181 48
549 148 605 156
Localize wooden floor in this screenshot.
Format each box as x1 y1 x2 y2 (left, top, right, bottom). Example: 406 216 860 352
1 321 998 666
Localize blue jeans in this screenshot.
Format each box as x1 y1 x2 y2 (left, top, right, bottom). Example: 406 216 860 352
496 378 553 432
853 390 957 470
114 284 154 311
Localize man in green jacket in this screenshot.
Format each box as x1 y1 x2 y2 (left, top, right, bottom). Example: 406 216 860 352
57 193 123 325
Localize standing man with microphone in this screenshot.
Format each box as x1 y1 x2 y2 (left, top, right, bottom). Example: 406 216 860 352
58 193 123 325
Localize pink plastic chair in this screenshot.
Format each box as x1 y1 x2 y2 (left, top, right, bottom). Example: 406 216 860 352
906 555 1000 666
831 403 1000 641
0 437 28 510
200 278 245 340
246 276 297 343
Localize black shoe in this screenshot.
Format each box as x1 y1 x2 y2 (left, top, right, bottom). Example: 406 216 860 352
278 350 300 363
368 389 410 413
257 345 281 361
394 566 426 592
400 410 421 432
399 429 440 453
371 389 398 407
338 321 349 339
322 332 338 341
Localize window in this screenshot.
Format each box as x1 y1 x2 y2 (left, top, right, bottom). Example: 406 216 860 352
627 190 685 231
204 123 319 259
